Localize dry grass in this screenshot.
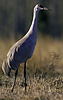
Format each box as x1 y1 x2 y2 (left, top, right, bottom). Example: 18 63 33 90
0 35 63 100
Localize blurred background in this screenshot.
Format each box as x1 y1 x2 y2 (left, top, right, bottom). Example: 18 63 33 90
0 1 63 99
0 0 62 39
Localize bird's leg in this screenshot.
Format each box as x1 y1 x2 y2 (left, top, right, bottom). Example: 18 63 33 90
24 61 27 92
11 69 18 92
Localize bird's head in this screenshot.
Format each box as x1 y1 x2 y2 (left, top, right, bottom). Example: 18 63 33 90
34 4 49 12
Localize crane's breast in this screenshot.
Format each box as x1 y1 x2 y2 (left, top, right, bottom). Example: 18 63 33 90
13 39 36 63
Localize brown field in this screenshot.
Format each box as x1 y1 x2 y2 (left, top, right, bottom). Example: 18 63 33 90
0 35 63 100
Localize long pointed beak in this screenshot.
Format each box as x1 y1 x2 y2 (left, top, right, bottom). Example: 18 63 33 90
43 7 52 11
43 7 48 10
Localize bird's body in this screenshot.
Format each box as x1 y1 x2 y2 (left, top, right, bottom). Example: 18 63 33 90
2 6 38 75
2 4 49 92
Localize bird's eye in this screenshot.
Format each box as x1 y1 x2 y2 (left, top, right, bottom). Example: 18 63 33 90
38 4 44 8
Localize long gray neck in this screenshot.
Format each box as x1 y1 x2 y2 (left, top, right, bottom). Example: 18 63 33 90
26 9 38 45
28 9 38 36
31 10 38 31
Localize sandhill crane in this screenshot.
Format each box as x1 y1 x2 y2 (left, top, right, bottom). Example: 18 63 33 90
2 4 49 92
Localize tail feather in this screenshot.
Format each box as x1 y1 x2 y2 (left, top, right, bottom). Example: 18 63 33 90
2 59 11 76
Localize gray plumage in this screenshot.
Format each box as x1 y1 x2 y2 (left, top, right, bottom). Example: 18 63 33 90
2 33 37 76
2 4 49 92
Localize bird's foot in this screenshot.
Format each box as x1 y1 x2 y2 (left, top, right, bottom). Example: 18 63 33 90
21 82 27 87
